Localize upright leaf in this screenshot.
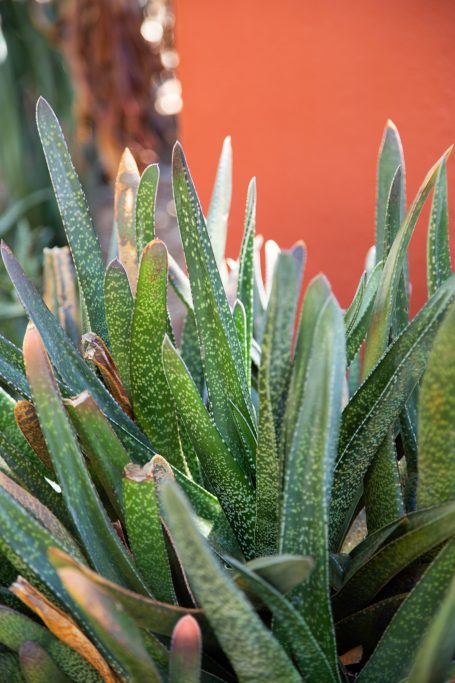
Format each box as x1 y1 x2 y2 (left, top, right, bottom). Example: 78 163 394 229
160 482 301 683
136 163 159 257
427 159 451 297
35 97 109 343
162 337 255 559
23 324 148 594
206 136 232 268
281 296 345 674
123 462 176 604
169 616 202 683
376 120 406 264
172 143 256 465
356 539 455 683
130 240 184 470
236 178 256 389
417 298 455 509
104 259 134 397
2 244 152 462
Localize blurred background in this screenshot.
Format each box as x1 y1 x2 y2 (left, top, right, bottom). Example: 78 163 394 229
1 0 455 343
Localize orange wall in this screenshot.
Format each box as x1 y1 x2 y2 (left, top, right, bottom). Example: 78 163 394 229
175 0 455 308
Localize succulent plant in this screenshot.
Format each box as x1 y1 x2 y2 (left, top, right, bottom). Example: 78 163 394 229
0 99 453 682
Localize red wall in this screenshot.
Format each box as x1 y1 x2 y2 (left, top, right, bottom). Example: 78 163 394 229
175 0 455 308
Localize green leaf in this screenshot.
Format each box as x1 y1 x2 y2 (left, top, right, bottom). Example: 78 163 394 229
333 500 455 619
65 391 129 519
35 97 109 343
264 252 301 439
405 573 455 683
130 240 184 470
172 143 255 462
0 189 50 239
356 538 455 683
282 274 331 458
104 258 134 397
23 324 148 594
19 641 69 683
207 136 232 268
58 567 162 682
0 334 30 399
0 652 23 682
236 178 256 389
417 299 455 509
254 269 281 556
233 300 248 378
233 554 314 597
162 337 255 559
225 555 336 683
136 163 159 257
330 274 455 550
364 434 404 533
1 243 152 463
427 159 451 297
181 311 204 397
365 148 450 373
345 261 383 367
281 295 345 673
160 481 301 683
170 616 202 683
123 462 176 603
376 120 406 264
0 607 101 683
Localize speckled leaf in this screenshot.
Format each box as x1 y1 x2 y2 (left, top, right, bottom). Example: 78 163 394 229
344 272 366 332
0 390 65 520
376 120 406 264
255 272 280 556
207 136 232 268
114 148 140 294
405 573 455 683
330 274 455 550
0 334 30 399
233 299 247 376
264 252 300 440
161 481 301 683
282 274 332 459
0 472 82 561
19 641 69 683
345 261 383 367
172 143 255 462
50 548 206 638
136 163 159 257
23 324 148 594
280 295 345 674
364 434 404 533
226 556 336 683
104 258 134 398
65 391 129 519
162 337 255 559
35 97 109 343
170 616 202 683
181 311 204 397
417 298 455 509
427 159 451 297
236 178 256 389
365 148 450 373
0 652 23 681
356 538 455 683
123 462 176 603
2 243 152 463
130 240 184 470
333 500 455 619
58 567 162 682
0 607 101 683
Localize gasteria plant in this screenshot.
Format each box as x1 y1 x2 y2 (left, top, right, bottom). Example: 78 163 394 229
0 99 453 683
